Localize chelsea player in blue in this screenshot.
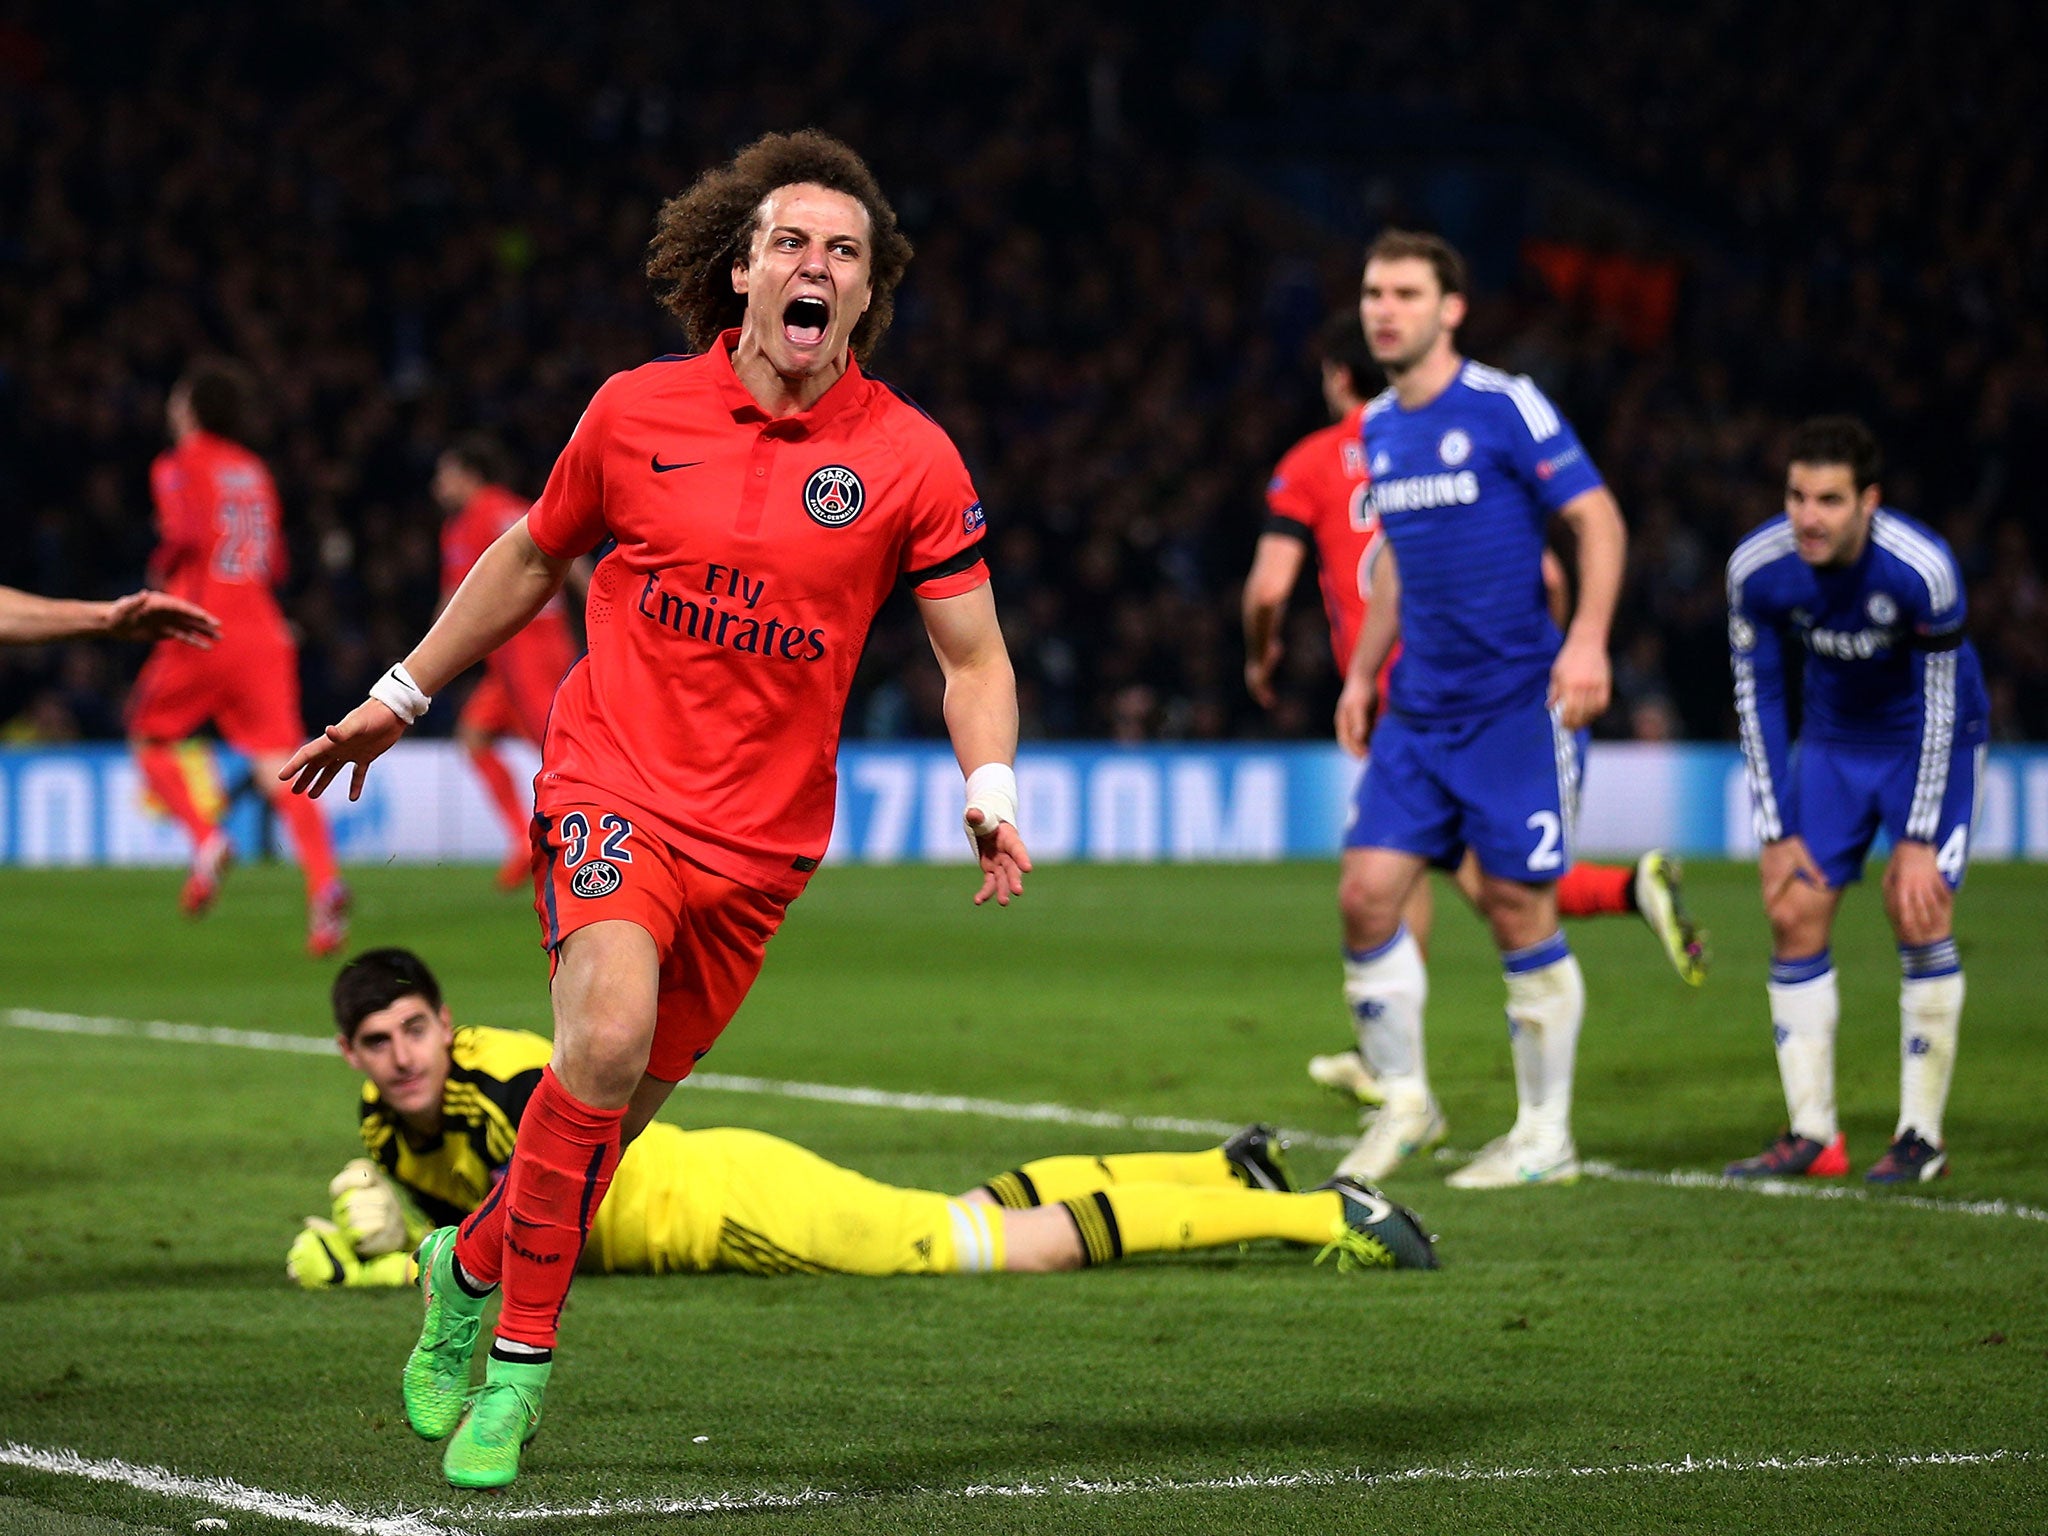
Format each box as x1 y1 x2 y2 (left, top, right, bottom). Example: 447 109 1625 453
1725 417 1985 1184
1332 232 1628 1190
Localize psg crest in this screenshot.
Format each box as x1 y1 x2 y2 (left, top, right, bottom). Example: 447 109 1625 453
570 859 621 899
803 465 865 527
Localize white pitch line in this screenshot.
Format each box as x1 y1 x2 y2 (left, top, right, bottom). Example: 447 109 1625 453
8 1439 2030 1532
2 1007 339 1056
685 1067 1356 1150
0 1442 467 1536
9 1007 2048 1223
451 1445 2038 1523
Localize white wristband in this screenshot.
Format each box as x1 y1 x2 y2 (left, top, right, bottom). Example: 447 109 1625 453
963 762 1019 848
368 663 432 726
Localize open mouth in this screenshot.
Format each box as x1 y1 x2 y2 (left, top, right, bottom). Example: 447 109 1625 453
783 296 830 347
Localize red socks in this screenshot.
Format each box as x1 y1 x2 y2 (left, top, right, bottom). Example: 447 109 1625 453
467 744 527 843
135 745 216 844
265 786 340 896
1558 861 1633 918
460 1067 624 1350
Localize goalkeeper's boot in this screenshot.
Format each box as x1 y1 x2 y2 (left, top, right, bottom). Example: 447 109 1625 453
1723 1130 1848 1180
307 878 352 959
1634 850 1709 987
1334 1092 1446 1183
180 832 233 918
403 1227 490 1440
1306 1046 1385 1106
1313 1177 1438 1271
1221 1124 1297 1193
1445 1126 1580 1189
443 1354 548 1490
1865 1130 1947 1184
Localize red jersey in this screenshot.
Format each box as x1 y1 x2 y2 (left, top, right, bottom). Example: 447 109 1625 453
147 430 291 643
441 482 575 651
1262 404 1380 673
525 333 989 899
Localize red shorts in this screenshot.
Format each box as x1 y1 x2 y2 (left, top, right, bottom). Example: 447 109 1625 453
128 632 306 753
531 794 789 1082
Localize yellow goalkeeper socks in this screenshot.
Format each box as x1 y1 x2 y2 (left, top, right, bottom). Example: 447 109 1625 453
980 1149 1236 1209
1058 1184 1342 1263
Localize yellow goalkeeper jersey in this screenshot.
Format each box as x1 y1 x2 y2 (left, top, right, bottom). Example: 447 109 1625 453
361 1026 997 1277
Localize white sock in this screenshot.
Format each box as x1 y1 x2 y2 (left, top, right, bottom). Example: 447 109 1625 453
1768 952 1838 1143
1344 926 1430 1105
1502 934 1583 1144
1898 941 1964 1145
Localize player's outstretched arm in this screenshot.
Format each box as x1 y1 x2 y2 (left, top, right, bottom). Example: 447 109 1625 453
1549 487 1626 729
918 584 1031 907
1336 543 1400 756
1242 533 1308 708
0 585 221 647
282 517 571 800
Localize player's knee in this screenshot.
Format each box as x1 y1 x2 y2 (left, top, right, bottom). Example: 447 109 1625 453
1337 869 1400 945
1765 895 1829 957
1477 878 1552 952
999 1208 1083 1273
1883 887 1953 948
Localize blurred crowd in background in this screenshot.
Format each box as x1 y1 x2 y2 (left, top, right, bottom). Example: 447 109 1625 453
3 0 2043 748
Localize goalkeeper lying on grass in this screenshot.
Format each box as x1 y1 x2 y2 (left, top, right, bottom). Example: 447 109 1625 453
289 948 1436 1289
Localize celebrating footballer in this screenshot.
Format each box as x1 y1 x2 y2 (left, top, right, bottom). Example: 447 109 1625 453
282 131 1030 1489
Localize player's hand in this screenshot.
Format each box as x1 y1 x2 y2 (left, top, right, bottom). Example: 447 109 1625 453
286 1218 415 1289
104 590 221 648
1883 840 1952 939
1244 639 1283 710
1759 835 1828 910
328 1159 408 1257
1335 676 1376 758
280 699 407 801
968 812 1031 907
1548 633 1611 731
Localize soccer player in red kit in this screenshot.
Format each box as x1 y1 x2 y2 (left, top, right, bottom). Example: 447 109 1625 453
282 131 1029 1489
432 434 579 889
127 360 349 955
1242 315 1705 1105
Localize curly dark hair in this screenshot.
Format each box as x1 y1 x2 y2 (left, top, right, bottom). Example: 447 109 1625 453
646 129 913 359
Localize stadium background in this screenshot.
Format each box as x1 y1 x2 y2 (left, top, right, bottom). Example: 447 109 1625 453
3 0 2046 763
3 8 2046 1531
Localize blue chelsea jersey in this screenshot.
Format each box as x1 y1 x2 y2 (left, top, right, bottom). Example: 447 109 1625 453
1360 361 1605 719
1727 508 1988 843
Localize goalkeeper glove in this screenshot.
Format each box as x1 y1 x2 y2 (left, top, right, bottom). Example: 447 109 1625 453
328 1158 410 1256
286 1218 415 1289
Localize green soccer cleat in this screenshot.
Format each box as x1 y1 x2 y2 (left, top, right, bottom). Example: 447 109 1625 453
1314 1177 1439 1271
1634 850 1709 986
443 1354 549 1490
403 1227 489 1440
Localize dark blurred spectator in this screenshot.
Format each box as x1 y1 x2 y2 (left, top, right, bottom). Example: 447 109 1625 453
0 0 2040 748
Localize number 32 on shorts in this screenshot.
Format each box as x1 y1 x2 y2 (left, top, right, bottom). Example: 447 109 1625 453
561 810 634 899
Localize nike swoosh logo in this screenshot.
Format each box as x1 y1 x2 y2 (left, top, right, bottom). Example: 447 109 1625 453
651 455 702 473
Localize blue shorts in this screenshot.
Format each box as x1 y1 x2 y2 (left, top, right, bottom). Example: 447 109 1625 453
1347 699 1583 882
1788 737 1984 890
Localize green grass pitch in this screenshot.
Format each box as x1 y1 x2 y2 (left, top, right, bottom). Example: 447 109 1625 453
1 859 2044 1533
